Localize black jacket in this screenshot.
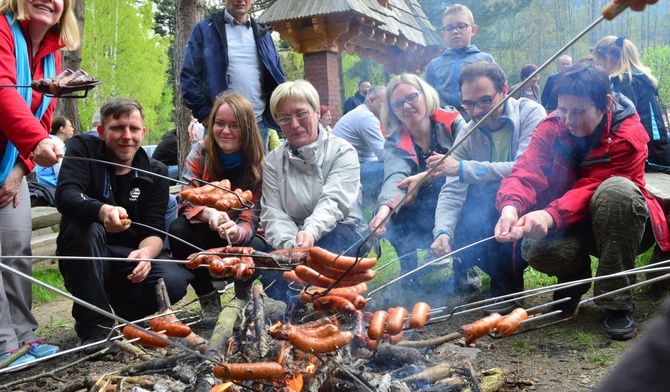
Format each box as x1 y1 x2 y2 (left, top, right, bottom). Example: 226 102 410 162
56 134 169 248
152 129 178 166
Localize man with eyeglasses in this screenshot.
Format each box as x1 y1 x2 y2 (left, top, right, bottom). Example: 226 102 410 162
425 4 494 122
430 62 546 313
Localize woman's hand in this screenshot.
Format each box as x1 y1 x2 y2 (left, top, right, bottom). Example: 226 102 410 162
201 207 230 231
516 210 555 240
296 230 315 248
33 137 63 167
426 152 459 177
430 234 452 257
397 173 430 205
369 205 391 237
218 220 239 243
0 165 25 208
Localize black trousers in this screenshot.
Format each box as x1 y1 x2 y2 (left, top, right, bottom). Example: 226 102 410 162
57 220 191 340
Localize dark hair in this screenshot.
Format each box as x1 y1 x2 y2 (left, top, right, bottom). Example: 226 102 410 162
50 116 69 135
552 62 611 111
99 98 145 127
520 64 539 81
319 105 331 116
458 61 507 93
358 80 369 87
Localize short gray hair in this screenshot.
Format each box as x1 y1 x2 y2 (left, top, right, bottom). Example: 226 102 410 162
364 86 385 104
270 80 320 120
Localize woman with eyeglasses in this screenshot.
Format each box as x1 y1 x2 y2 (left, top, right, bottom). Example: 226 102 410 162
262 80 368 256
593 36 670 173
369 74 467 275
169 92 266 326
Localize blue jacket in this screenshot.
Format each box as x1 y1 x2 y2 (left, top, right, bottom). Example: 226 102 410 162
180 11 285 124
425 45 494 108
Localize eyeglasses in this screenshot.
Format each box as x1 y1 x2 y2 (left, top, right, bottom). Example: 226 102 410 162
442 23 471 34
213 121 241 132
276 109 312 126
460 94 499 110
391 92 420 112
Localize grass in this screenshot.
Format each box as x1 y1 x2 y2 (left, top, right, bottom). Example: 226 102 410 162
32 267 66 304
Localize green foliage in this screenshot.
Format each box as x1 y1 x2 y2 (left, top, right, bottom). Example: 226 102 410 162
32 267 66 304
342 54 386 98
79 0 173 139
642 45 670 110
278 43 305 81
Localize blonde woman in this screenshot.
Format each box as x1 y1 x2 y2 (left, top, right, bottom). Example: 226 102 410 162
593 35 670 172
0 0 80 369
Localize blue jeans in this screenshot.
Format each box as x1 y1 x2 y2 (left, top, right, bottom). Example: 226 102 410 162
257 118 270 154
163 194 178 251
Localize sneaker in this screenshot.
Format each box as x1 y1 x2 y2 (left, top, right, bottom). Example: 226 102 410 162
199 290 222 328
455 266 482 293
0 351 37 372
79 335 119 357
603 309 637 341
28 341 59 358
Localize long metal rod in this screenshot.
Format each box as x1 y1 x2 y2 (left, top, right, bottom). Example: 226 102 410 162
366 235 496 298
0 263 224 370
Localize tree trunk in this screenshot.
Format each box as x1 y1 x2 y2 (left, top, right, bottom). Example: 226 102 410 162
174 0 206 174
56 0 85 134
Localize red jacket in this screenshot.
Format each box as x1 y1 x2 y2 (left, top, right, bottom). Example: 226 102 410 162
497 95 670 250
0 17 63 172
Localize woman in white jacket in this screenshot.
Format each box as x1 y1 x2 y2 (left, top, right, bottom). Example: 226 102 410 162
261 80 368 255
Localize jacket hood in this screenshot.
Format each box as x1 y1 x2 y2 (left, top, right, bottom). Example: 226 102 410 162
610 92 636 132
441 44 482 57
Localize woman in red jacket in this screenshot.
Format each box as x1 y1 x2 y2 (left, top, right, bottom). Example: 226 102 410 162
0 0 79 370
494 62 670 341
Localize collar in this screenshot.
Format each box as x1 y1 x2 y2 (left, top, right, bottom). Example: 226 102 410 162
223 9 251 27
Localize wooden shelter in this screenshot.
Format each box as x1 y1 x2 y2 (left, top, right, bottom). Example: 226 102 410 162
258 0 445 116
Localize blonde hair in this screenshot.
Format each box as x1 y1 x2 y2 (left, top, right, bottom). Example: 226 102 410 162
593 36 656 86
381 73 440 136
442 4 475 25
270 80 320 120
0 0 80 50
205 92 264 189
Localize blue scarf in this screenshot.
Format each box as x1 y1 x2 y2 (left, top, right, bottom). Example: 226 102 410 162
219 151 243 169
0 13 55 185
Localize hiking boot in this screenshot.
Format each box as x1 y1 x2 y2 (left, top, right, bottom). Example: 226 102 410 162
455 266 482 293
79 335 119 358
199 290 222 328
484 298 519 315
603 309 637 340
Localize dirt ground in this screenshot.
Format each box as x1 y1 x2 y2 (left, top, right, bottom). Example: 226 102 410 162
0 276 666 391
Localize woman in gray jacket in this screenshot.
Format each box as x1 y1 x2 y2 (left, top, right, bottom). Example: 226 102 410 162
261 80 367 255
369 74 467 274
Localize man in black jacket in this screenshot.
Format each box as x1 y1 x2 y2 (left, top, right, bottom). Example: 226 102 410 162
56 98 191 355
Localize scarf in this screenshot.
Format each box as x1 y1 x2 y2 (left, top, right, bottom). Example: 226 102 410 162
219 151 243 169
0 12 55 185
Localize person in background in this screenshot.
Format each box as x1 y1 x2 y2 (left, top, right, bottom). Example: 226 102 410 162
0 0 80 370
511 64 541 103
35 116 74 189
169 93 266 327
425 3 494 121
267 128 281 151
188 117 205 146
262 80 367 254
181 0 285 151
318 105 333 132
343 80 370 115
494 63 669 341
56 98 191 355
541 55 572 112
369 74 466 276
332 85 387 206
593 35 670 173
431 62 545 310
152 129 178 180
86 109 101 136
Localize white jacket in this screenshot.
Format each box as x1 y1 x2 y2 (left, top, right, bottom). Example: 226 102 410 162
261 128 363 249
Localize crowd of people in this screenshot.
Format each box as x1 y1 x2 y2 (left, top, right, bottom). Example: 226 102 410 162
0 0 666 385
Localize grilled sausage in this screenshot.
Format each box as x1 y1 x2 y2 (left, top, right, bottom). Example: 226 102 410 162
308 246 377 273
386 307 409 336
462 313 504 345
122 325 168 348
213 362 285 381
409 302 431 329
313 296 357 316
288 330 353 354
496 308 528 337
368 310 389 341
149 316 192 338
